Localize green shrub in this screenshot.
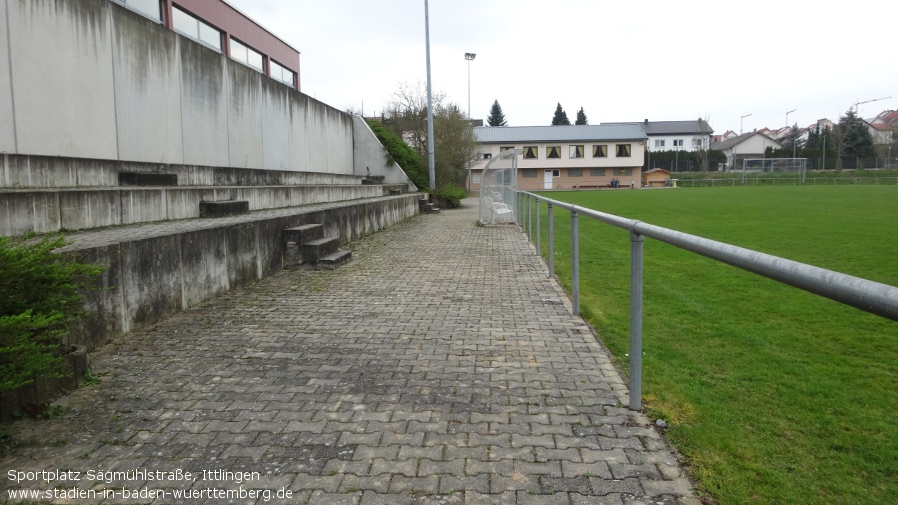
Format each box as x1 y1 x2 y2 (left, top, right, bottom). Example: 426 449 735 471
0 234 103 393
365 119 429 190
430 185 468 208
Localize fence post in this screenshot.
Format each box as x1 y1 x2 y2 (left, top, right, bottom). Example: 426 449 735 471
571 210 580 316
629 230 644 411
535 199 541 257
527 195 532 243
547 203 554 278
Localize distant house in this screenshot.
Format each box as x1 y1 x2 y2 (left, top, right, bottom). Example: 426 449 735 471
712 130 738 143
710 132 783 170
865 111 896 144
867 122 894 144
471 125 647 191
602 119 714 153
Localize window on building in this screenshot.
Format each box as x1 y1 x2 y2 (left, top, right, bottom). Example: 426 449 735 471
269 60 295 86
570 145 584 158
568 168 583 177
654 139 665 148
546 146 561 159
551 169 560 177
114 0 161 22
523 146 537 159
522 169 537 178
230 38 264 72
672 139 684 147
473 173 482 184
616 144 631 157
613 168 633 176
592 145 607 158
172 6 221 51
500 146 515 152
482 153 492 160
590 168 606 177
692 138 704 149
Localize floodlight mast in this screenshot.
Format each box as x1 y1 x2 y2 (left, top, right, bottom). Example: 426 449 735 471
465 52 476 192
424 0 435 189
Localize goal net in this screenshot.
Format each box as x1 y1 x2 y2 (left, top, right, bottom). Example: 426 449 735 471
742 158 807 173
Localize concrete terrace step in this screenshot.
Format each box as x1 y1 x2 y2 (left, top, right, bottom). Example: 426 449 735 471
317 248 352 269
118 172 178 186
283 223 324 245
1 153 369 189
199 200 249 218
302 236 340 261
0 183 408 237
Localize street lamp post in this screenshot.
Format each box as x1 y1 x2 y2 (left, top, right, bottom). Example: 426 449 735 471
738 114 752 179
853 96 891 115
786 109 797 159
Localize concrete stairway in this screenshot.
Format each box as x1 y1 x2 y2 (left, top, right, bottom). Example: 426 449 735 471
283 223 352 270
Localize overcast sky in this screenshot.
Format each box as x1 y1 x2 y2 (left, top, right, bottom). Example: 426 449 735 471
227 0 897 135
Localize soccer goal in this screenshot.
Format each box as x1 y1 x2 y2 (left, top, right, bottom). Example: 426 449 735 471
742 158 807 173
741 158 807 182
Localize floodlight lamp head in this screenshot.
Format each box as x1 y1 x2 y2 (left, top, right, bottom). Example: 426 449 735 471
465 53 476 60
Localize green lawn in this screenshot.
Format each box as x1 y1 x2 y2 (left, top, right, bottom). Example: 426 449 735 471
531 186 898 505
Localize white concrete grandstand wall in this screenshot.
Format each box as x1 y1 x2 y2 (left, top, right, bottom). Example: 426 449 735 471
0 0 354 175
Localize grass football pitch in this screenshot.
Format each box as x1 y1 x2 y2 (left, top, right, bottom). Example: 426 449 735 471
531 185 898 504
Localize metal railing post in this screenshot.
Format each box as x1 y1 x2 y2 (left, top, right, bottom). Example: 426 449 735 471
629 230 644 411
547 203 554 278
535 199 541 257
571 210 580 316
527 195 532 242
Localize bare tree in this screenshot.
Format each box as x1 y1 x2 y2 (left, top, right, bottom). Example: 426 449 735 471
382 80 446 161
693 116 712 172
382 81 477 188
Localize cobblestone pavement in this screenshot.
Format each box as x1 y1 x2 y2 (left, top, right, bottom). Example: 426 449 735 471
1 200 699 504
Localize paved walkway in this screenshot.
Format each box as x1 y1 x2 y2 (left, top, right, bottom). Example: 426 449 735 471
1 200 698 504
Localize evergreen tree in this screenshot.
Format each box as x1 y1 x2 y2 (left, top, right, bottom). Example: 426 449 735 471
838 109 875 159
575 107 588 125
551 103 571 125
487 99 507 126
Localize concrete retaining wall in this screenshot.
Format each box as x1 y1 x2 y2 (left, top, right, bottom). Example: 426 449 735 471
1 0 354 174
67 194 420 350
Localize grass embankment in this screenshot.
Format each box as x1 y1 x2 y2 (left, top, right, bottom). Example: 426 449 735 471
534 186 898 505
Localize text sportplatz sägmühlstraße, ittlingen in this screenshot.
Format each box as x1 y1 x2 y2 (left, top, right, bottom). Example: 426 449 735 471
6 468 294 502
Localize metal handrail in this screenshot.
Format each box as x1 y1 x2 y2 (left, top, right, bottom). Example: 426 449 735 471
517 191 898 410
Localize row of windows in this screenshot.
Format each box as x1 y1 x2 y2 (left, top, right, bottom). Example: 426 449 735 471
495 144 632 160
654 139 703 148
113 0 295 87
521 168 633 178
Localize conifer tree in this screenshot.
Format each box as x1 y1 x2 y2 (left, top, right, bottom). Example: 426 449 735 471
551 103 571 125
575 107 588 125
487 100 507 126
